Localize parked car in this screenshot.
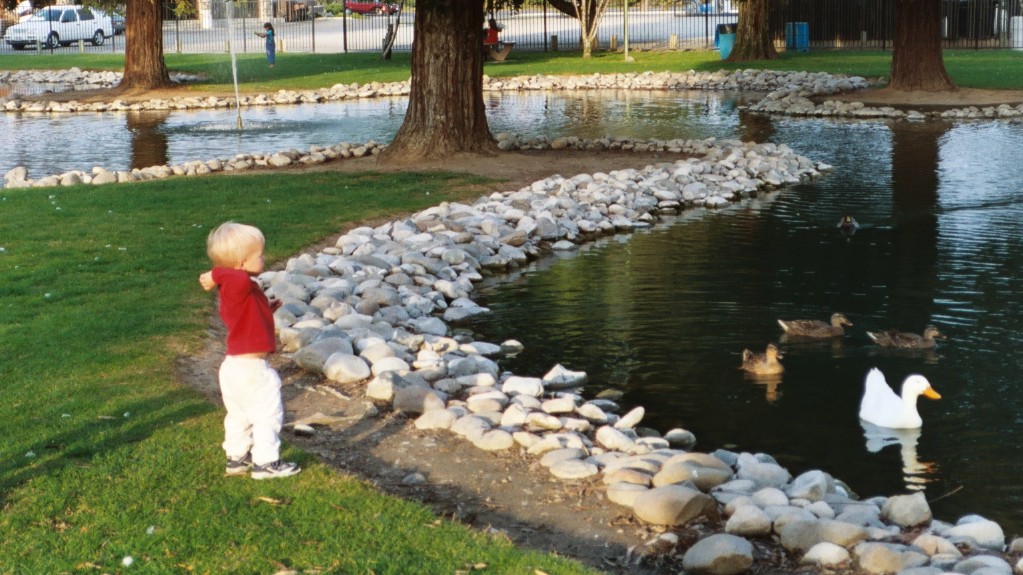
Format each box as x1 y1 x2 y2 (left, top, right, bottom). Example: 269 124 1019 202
344 0 399 15
4 5 112 49
110 13 125 35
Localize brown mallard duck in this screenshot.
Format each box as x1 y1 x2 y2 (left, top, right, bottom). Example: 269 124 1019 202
838 215 860 235
777 313 853 338
740 343 784 375
867 325 946 349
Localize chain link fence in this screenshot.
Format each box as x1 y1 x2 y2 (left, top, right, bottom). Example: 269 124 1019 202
3 0 1023 54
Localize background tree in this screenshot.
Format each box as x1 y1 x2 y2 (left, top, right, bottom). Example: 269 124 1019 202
888 0 954 91
546 0 612 58
727 0 777 61
378 0 494 163
120 0 172 90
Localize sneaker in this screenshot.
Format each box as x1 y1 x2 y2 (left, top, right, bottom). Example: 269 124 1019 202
225 453 252 476
251 460 301 480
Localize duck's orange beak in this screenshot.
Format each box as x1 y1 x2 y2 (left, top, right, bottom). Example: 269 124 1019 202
924 387 942 400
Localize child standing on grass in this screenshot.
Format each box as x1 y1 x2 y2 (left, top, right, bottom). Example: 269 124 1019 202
254 22 276 68
199 222 299 480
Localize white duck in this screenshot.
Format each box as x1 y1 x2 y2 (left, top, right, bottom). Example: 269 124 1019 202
858 368 941 429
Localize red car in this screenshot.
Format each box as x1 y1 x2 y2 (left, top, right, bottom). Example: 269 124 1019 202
344 0 399 15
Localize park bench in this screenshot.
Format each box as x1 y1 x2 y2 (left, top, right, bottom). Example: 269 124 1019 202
485 41 515 62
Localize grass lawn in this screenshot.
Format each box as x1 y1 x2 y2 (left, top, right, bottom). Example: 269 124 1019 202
0 172 598 574
1 49 1022 91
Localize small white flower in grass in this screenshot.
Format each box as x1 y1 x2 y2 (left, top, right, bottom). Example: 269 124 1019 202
123 412 131 418
0 247 5 253
122 556 134 567
118 247 127 251
62 413 71 418
25 450 35 458
146 525 156 535
44 293 52 300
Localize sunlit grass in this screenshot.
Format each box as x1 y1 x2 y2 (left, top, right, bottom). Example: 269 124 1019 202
2 48 1022 89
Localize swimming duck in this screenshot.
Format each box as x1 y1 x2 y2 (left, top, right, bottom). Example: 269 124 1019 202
777 313 853 338
858 368 941 429
867 325 946 349
837 215 859 235
740 343 784 375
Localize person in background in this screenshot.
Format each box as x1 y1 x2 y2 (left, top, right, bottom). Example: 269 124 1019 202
483 17 500 47
255 22 276 68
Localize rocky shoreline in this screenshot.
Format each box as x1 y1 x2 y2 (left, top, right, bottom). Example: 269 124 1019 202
7 68 1023 574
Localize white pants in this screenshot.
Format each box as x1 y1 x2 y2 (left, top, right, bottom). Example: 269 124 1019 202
219 356 283 466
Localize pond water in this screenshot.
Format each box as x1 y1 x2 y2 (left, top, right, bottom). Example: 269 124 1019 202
0 89 755 179
464 117 1023 535
5 89 1023 534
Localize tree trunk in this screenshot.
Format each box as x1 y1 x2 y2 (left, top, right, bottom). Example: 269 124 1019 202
889 0 955 91
728 0 777 61
548 0 601 55
120 0 171 90
378 0 496 164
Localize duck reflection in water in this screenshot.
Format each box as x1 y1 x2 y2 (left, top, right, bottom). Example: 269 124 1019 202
743 372 782 403
861 421 937 490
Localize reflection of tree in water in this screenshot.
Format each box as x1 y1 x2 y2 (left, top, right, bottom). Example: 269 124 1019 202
737 110 775 144
888 121 947 329
127 111 170 170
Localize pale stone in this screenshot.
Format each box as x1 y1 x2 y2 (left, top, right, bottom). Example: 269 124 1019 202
681 533 754 575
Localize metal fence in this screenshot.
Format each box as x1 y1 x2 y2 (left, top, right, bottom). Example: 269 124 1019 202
3 0 1023 55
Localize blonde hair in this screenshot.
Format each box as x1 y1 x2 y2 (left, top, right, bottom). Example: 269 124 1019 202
206 222 265 267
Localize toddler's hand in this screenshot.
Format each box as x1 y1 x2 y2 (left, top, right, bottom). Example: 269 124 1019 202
199 271 215 291
269 298 283 311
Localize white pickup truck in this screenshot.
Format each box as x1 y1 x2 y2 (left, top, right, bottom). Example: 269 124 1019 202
4 5 112 50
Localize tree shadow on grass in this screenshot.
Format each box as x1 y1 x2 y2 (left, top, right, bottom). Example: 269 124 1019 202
0 387 214 503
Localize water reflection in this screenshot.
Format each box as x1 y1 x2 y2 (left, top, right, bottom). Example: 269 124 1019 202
743 372 782 403
861 421 937 490
1 90 754 179
127 111 170 170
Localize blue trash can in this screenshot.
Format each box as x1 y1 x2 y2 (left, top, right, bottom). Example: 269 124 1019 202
784 22 809 52
717 23 736 60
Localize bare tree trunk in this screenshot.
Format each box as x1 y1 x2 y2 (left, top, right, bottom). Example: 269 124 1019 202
728 0 777 61
378 0 495 164
548 0 603 56
120 0 171 90
889 0 955 91
573 0 612 57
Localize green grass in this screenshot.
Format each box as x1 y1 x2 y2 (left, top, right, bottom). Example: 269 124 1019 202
2 48 1023 90
0 172 598 574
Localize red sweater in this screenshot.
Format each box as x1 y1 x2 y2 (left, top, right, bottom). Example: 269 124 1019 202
212 267 277 355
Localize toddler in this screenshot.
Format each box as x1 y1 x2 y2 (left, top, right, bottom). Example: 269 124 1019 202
199 222 299 479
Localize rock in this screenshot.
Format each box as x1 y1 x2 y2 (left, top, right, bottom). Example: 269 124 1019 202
853 542 928 574
632 484 719 526
549 459 599 480
778 520 869 553
607 482 648 507
787 469 833 502
945 517 1005 550
293 337 353 373
323 353 371 384
681 533 754 575
725 505 772 537
801 542 850 567
881 491 931 527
